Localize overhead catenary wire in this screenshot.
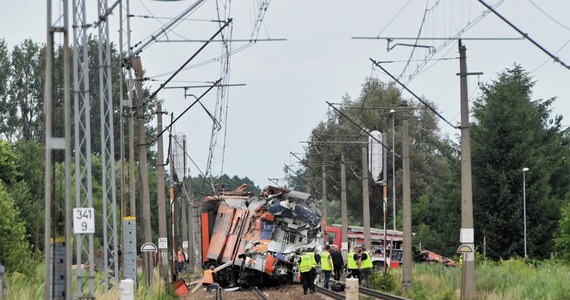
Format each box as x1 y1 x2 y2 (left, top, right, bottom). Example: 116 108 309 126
370 58 458 130
355 0 507 85
283 164 322 195
326 101 402 157
398 0 437 80
530 38 570 73
131 0 208 57
289 152 340 192
477 0 570 70
152 78 222 144
527 0 570 31
205 0 234 187
146 19 232 104
312 133 362 180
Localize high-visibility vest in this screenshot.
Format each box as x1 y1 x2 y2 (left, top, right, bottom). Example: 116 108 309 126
321 251 332 271
347 251 358 269
202 270 214 284
177 250 185 263
361 251 373 269
298 252 316 273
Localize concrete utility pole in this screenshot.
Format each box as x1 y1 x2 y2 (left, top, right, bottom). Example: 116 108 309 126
180 196 188 272
322 164 328 225
401 101 412 287
362 143 371 251
44 1 72 298
390 109 397 230
156 104 169 281
185 181 196 273
458 40 476 300
133 57 153 285
382 133 389 273
341 154 348 259
170 149 178 281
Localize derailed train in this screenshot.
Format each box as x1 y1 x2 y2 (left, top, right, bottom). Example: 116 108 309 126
200 185 324 287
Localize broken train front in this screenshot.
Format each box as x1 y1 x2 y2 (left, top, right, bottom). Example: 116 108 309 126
200 185 324 287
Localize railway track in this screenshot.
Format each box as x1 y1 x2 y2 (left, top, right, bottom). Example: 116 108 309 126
207 286 278 300
315 286 345 299
359 286 409 300
252 286 270 300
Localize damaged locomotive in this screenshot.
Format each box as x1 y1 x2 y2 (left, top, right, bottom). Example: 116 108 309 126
200 185 324 287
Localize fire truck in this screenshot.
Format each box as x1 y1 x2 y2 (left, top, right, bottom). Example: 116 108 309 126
325 224 404 269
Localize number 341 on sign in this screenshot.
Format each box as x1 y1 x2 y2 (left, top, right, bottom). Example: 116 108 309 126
73 207 95 234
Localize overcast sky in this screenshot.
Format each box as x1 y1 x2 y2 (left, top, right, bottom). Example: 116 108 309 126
3 0 570 189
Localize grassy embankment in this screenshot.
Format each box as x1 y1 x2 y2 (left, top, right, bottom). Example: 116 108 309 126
2 264 177 300
4 258 570 299
371 258 570 300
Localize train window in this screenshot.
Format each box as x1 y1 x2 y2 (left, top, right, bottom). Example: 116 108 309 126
327 232 336 244
230 217 241 235
223 214 230 232
260 220 274 239
215 213 224 232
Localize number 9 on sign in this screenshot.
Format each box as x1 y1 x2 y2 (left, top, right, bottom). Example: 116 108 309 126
73 208 95 234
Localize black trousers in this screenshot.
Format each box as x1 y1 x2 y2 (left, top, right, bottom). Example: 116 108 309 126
347 268 360 281
333 264 342 280
300 268 316 293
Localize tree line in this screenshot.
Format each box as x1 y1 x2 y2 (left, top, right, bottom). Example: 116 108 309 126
0 37 257 276
2 35 570 278
296 65 570 260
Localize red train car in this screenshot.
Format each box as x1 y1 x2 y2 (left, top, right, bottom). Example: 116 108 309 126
325 224 404 269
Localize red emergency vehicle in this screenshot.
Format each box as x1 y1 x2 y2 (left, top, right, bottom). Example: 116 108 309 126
325 224 404 269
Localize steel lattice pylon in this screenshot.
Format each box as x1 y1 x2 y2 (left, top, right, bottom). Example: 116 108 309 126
72 0 95 298
97 0 120 291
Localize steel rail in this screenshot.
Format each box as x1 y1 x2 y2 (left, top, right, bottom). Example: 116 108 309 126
315 286 345 300
215 286 223 300
359 286 410 300
252 287 270 300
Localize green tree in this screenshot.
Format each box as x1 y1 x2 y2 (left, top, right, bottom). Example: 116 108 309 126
554 201 570 261
0 181 34 275
0 39 10 140
0 140 21 184
0 37 158 158
303 78 453 230
471 65 570 259
7 40 45 141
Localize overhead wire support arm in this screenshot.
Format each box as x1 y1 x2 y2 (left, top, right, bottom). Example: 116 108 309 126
147 19 233 102
152 78 222 143
352 36 524 40
155 38 286 43
130 0 207 57
388 43 435 53
93 0 121 27
369 58 459 130
477 0 570 70
325 101 401 158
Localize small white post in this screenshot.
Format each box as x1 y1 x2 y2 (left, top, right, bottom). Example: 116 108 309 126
120 279 135 300
345 277 359 300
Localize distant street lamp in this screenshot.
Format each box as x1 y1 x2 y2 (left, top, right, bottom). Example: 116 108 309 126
522 167 529 259
390 109 396 230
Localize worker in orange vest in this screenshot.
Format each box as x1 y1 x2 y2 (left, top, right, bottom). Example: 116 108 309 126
177 248 186 273
202 265 219 292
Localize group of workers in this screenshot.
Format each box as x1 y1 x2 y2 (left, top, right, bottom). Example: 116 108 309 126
296 244 373 295
346 245 373 288
199 244 373 295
